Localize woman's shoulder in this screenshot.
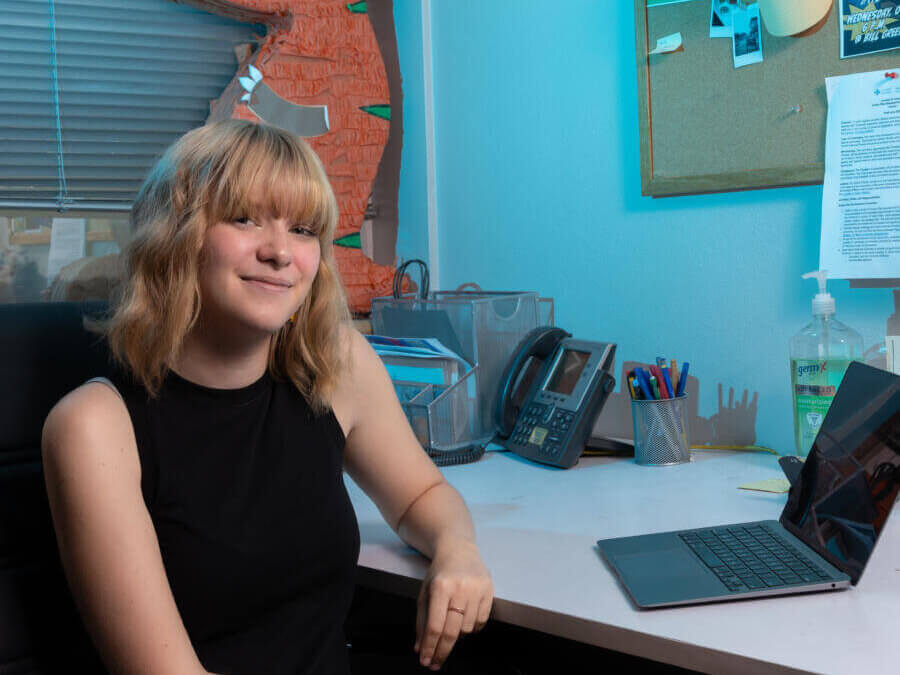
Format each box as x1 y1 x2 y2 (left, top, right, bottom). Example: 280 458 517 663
327 324 384 432
47 378 129 425
42 379 138 473
337 323 384 386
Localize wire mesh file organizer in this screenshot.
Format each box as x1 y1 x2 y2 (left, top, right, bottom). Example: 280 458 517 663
392 371 479 453
372 291 549 452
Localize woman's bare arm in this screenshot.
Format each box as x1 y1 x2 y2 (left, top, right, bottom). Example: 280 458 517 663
42 383 209 675
334 329 493 670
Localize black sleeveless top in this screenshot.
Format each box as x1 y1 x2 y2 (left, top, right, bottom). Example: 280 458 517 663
107 367 360 675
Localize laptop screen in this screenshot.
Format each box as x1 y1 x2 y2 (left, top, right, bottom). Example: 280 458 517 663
781 362 900 584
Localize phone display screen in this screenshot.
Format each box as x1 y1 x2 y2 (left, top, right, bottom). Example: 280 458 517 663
544 349 590 396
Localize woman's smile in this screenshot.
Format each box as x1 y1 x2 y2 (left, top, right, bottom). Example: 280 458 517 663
240 274 295 293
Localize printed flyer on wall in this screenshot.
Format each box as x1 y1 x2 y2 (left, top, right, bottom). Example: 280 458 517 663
840 0 900 58
820 69 900 279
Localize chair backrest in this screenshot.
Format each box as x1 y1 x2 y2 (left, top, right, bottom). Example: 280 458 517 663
0 302 111 673
0 301 112 460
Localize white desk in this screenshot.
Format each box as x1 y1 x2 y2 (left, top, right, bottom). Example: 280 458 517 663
345 449 900 675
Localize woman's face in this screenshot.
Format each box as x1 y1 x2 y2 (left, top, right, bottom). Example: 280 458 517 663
197 208 321 336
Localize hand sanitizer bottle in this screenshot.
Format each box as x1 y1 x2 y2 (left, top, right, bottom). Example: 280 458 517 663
790 271 863 456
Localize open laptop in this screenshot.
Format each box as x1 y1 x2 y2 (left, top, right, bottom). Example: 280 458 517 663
597 361 900 608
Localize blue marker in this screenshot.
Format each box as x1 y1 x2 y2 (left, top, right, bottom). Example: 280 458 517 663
635 367 655 400
675 361 690 397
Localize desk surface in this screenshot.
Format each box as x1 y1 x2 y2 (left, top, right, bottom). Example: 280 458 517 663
345 449 899 675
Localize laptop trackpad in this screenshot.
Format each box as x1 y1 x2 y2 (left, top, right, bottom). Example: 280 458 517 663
614 545 720 606
618 547 700 584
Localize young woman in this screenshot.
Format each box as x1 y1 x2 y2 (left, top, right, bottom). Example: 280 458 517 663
41 120 492 674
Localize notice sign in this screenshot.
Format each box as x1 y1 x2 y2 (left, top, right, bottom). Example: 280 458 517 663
47 218 86 285
840 0 900 59
820 70 900 279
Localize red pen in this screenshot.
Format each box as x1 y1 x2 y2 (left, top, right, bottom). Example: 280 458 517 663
649 365 670 398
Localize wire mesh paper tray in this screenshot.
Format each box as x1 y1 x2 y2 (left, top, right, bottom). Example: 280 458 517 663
372 291 545 448
393 368 483 452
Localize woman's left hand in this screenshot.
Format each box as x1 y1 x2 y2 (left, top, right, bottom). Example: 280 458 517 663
414 537 493 670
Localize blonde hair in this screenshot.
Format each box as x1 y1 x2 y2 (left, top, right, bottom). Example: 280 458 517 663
104 119 350 413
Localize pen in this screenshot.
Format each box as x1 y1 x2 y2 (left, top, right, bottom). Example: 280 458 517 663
635 368 655 400
660 362 675 400
649 376 661 400
649 365 669 399
676 361 690 397
630 376 643 400
670 359 679 395
626 372 638 399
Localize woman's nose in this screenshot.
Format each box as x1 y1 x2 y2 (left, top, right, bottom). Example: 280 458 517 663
259 227 291 268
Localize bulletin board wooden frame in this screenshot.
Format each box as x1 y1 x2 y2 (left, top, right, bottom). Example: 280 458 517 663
635 1 900 197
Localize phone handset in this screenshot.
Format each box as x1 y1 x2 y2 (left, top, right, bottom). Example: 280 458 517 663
495 326 571 440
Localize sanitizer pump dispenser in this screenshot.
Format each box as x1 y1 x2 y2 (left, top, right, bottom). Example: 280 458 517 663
789 271 863 456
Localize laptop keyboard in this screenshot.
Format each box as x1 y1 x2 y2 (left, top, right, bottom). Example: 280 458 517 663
679 525 833 592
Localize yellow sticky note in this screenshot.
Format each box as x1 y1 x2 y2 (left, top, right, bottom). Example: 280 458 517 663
738 478 791 494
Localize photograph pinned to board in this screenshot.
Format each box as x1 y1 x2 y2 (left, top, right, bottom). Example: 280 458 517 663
820 68 900 279
710 0 742 38
840 0 900 58
732 2 764 67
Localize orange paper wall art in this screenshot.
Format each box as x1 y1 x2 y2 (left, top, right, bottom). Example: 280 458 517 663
186 0 404 314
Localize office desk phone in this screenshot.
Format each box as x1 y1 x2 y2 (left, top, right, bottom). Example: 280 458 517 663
496 327 616 468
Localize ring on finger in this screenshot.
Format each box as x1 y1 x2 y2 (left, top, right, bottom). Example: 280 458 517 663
447 605 465 615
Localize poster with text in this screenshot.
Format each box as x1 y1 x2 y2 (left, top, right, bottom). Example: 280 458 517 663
841 0 900 58
820 70 900 279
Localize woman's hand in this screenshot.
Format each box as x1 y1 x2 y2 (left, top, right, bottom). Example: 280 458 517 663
414 536 493 670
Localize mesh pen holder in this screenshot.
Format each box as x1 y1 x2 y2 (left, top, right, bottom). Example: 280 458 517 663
631 395 691 466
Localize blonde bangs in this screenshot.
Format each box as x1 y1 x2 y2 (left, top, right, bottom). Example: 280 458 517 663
205 127 337 241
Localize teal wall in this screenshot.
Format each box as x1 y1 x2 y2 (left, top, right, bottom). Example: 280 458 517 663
393 0 428 264
396 1 892 453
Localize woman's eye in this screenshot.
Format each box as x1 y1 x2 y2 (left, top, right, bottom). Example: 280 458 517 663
234 216 257 227
291 225 315 237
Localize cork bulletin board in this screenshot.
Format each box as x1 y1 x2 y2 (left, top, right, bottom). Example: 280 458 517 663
635 1 900 197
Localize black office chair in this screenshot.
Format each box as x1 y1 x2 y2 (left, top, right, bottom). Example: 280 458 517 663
0 302 111 673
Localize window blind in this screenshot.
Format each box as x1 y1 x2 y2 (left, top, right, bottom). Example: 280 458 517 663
0 0 262 211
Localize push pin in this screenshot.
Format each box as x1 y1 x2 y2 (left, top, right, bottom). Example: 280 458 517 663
789 104 803 114
886 72 898 80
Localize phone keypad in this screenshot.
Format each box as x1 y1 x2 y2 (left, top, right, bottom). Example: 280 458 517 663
510 403 575 460
549 409 574 432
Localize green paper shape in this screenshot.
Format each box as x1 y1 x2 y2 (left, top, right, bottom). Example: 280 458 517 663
360 104 390 120
347 1 367 13
334 232 362 249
